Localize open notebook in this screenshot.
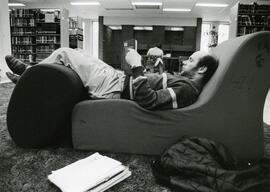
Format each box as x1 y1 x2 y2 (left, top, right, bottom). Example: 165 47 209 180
48 153 131 192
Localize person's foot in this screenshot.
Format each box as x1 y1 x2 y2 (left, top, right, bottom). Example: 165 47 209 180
5 55 28 75
6 72 20 84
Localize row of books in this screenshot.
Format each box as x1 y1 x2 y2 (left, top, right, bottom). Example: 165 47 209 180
69 28 83 35
36 36 60 44
12 46 35 53
69 17 79 29
238 15 270 27
11 28 36 35
36 45 58 53
70 34 83 41
10 9 38 18
10 18 35 27
10 9 61 24
11 36 34 44
238 3 270 14
238 27 265 36
12 54 34 63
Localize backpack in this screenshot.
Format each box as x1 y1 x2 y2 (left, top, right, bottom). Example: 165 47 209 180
152 136 270 192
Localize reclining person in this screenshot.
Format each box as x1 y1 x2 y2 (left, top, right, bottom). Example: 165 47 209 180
5 47 218 110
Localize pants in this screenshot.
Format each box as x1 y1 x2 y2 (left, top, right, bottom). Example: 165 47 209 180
40 48 125 99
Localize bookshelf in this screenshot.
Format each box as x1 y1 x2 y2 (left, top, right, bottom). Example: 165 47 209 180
230 2 270 38
69 17 83 49
10 9 38 64
10 8 69 64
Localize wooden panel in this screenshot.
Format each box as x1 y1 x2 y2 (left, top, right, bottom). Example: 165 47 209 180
196 18 202 51
98 16 104 60
153 26 165 44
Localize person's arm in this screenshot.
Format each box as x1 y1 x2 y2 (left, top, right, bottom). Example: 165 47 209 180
125 49 198 110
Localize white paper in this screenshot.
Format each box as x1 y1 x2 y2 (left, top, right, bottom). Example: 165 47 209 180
89 168 131 192
48 153 128 192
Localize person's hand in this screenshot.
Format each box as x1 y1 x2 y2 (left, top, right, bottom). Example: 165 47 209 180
125 49 142 69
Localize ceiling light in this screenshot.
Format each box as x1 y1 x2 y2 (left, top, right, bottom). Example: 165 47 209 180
40 9 60 12
70 2 100 6
134 26 153 31
109 26 122 30
163 8 191 12
195 3 228 7
8 3 25 6
132 2 162 6
165 26 184 31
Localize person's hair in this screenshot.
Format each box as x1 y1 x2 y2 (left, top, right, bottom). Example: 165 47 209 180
156 43 162 49
197 54 219 85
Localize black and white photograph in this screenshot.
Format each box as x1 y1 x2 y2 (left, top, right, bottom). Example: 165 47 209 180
0 0 270 191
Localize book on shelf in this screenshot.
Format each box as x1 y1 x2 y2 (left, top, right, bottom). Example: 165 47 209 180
69 16 84 49
122 39 137 75
48 152 131 192
236 2 270 36
10 8 67 64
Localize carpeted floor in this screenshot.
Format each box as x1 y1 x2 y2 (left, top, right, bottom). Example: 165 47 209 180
0 82 270 192
0 83 170 192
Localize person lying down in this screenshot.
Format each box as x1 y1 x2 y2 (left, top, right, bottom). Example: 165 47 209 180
5 48 218 110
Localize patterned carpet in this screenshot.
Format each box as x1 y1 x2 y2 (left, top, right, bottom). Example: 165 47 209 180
0 83 170 192
0 82 270 192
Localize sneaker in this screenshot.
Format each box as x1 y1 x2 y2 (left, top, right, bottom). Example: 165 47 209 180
5 55 28 75
6 72 20 84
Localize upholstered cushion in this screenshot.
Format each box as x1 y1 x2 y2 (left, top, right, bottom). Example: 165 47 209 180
7 63 88 148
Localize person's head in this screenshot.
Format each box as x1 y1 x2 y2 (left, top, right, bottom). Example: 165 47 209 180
181 51 219 85
145 46 164 74
156 43 162 49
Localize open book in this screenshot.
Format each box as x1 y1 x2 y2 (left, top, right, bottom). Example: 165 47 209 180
122 39 138 75
48 153 131 192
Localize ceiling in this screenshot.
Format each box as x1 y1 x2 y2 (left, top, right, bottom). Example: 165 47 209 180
8 0 267 21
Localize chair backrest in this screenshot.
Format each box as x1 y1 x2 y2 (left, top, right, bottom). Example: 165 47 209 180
186 31 270 112
180 32 270 160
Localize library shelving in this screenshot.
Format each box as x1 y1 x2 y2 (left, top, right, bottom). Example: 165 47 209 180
230 2 270 38
69 17 83 49
10 9 38 63
10 8 69 64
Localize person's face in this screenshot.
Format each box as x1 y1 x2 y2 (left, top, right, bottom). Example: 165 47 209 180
181 51 208 77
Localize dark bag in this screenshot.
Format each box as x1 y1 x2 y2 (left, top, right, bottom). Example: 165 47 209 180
152 136 270 192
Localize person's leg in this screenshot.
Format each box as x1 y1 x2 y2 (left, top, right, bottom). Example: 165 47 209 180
39 47 116 85
5 47 73 76
39 47 124 99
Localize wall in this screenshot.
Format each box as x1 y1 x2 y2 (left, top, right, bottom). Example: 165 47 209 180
104 17 197 27
0 0 11 83
83 19 93 56
100 17 201 69
111 30 122 68
60 8 69 47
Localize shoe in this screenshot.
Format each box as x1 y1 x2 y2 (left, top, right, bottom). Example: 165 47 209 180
5 55 28 75
6 72 20 84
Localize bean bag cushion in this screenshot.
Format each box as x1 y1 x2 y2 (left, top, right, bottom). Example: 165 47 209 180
7 63 88 148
